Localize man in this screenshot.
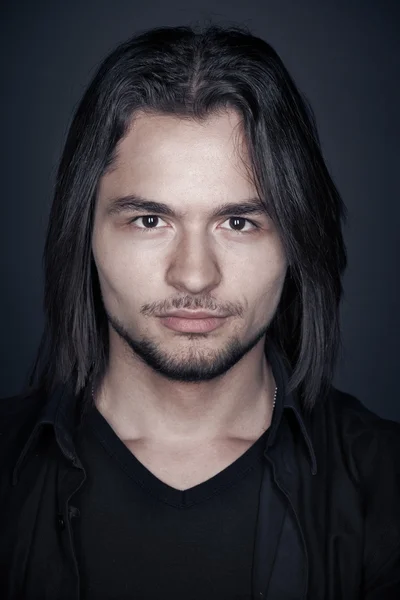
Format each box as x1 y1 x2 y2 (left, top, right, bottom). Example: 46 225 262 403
1 24 399 600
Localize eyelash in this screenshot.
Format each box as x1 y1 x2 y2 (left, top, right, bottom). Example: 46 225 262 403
127 215 261 234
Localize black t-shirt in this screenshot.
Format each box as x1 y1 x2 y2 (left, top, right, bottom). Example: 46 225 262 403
71 403 272 600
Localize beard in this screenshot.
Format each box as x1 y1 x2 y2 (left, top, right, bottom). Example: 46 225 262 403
106 310 270 384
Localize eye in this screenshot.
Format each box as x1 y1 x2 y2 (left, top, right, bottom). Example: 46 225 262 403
129 215 167 231
220 217 259 233
128 215 260 234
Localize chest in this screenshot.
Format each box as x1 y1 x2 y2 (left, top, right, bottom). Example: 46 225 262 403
123 437 258 490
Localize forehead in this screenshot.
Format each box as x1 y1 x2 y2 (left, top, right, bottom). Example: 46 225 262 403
114 109 248 165
98 109 256 205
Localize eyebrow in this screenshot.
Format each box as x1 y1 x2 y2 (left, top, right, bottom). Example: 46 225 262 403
105 194 269 219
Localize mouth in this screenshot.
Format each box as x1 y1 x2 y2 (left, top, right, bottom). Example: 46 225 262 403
159 315 229 333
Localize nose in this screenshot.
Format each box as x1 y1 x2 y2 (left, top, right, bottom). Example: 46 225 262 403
165 229 222 295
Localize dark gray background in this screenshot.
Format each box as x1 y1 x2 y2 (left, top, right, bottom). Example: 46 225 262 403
1 0 399 421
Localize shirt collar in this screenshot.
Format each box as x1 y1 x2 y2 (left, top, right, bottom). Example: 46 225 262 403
265 339 317 475
13 338 317 484
12 380 79 485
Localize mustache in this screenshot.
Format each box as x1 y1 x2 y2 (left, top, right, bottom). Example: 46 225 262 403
141 297 244 318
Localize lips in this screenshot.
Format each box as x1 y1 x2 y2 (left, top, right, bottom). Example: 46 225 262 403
159 312 228 333
162 310 227 319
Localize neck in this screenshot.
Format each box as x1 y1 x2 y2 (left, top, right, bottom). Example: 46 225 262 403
93 341 276 444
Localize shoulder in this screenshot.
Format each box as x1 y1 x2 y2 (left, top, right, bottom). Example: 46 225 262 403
0 388 44 426
326 385 400 437
323 392 400 590
0 388 45 463
321 386 400 483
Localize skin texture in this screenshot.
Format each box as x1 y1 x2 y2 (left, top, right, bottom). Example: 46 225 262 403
92 108 288 460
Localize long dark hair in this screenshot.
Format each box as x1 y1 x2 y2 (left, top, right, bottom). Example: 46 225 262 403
25 24 347 413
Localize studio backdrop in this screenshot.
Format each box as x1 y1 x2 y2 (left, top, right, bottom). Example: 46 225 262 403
1 0 399 421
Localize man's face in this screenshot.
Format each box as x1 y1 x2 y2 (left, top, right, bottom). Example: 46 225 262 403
92 109 287 382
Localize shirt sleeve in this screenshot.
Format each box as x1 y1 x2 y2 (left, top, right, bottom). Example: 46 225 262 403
360 418 400 599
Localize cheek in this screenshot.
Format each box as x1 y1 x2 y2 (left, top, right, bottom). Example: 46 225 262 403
97 254 153 301
92 228 151 303
242 249 288 313
252 269 287 309
229 240 287 288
